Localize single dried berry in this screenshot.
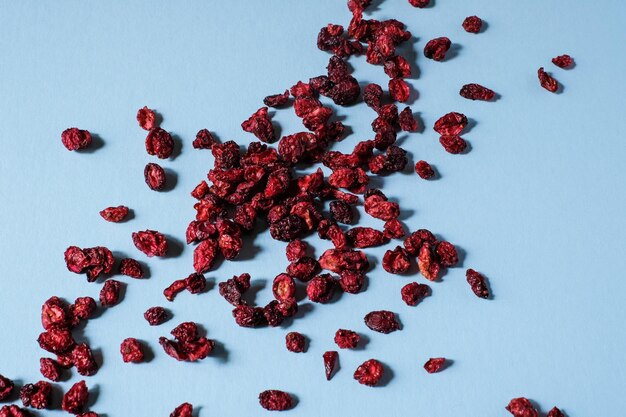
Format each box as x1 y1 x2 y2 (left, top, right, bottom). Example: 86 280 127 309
287 257 320 282
552 55 573 69
414 160 435 179
62 380 89 414
232 305 267 328
334 329 360 349
270 215 305 242
144 306 169 325
383 219 405 240
192 129 217 149
0 375 14 401
307 274 336 303
398 106 418 131
159 326 214 362
547 407 565 417
72 343 98 376
39 358 61 381
272 274 296 301
319 248 369 274
259 390 293 411
69 296 96 326
163 279 186 302
346 227 387 248
61 128 92 151
41 296 70 330
435 241 458 267
408 0 429 7
382 246 411 274
144 162 166 191
323 351 339 380
434 112 467 136
439 135 467 154
99 205 129 222
285 332 306 353
241 107 275 143
353 359 384 386
364 192 400 221
193 239 218 273
218 273 251 306
364 310 400 334
401 282 430 306
264 90 290 107
329 200 354 224
145 127 174 159
133 230 168 257
363 83 383 110
64 246 114 282
286 240 307 262
424 357 446 373
20 381 51 409
506 397 538 417
466 268 490 298
0 405 29 417
389 78 410 102
417 243 441 280
120 338 144 363
538 67 559 93
137 106 157 130
37 328 75 354
462 16 483 33
170 403 193 417
384 56 411 79
118 258 143 278
99 280 121 307
339 271 364 294
460 83 495 101
424 37 451 61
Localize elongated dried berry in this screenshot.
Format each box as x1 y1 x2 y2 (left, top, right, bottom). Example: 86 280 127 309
382 246 410 274
398 106 418 131
384 56 411 79
62 380 88 414
39 358 61 381
466 268 490 298
363 83 383 110
538 67 559 93
414 160 435 179
434 112 467 136
144 306 169 325
323 351 339 380
192 129 217 149
259 390 293 411
144 163 166 190
347 227 387 248
137 106 157 131
264 90 290 107
170 403 193 417
334 329 360 349
424 37 451 61
61 128 92 151
408 0 429 7
460 83 495 101
37 328 75 354
99 205 129 222
145 127 174 159
285 332 306 353
506 397 538 417
547 407 564 417
353 359 384 386
242 107 275 143
389 78 410 102
193 239 218 273
424 357 446 373
120 338 144 363
462 16 483 33
364 310 400 333
99 280 121 307
0 375 14 400
439 135 467 154
401 282 430 306
133 230 168 257
20 381 51 409
552 55 573 69
72 343 98 376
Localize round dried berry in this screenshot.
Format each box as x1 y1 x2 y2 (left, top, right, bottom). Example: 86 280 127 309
435 241 458 267
62 380 89 414
286 239 307 262
552 54 574 69
462 15 483 33
232 305 267 328
306 274 337 303
119 258 144 278
99 280 122 307
433 112 467 136
72 343 98 376
424 37 451 61
99 205 129 222
353 359 384 386
132 230 168 257
287 257 320 282
61 128 92 151
415 160 435 179
145 127 174 159
364 310 400 333
259 390 293 411
506 397 538 417
120 338 144 363
382 246 411 274
39 358 61 382
192 128 217 149
272 274 296 301
363 83 383 110
144 162 166 191
339 271 365 294
424 357 446 373
144 306 169 326
401 282 430 306
439 135 467 154
285 332 306 353
389 78 410 102
137 106 157 131
329 200 354 224
334 329 360 349
69 297 96 325
0 375 14 401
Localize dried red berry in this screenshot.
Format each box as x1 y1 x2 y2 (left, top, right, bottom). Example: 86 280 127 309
64 246 114 282
285 332 306 353
435 241 458 267
264 90 290 107
272 273 296 301
408 0 429 7
389 78 410 102
323 351 339 380
137 106 157 130
72 343 98 376
423 357 446 373
0 375 14 401
439 135 467 154
218 273 251 306
133 230 168 257
319 248 369 274
61 128 92 151
287 257 320 282
364 192 400 221
552 55 573 69
339 271 365 294
434 112 467 136
99 280 121 307
144 162 166 191
383 219 405 240
307 274 337 303
192 129 217 149
401 282 430 306
334 329 360 349
117 258 143 278
538 67 559 93
417 243 441 281
69 297 96 326
424 37 451 61
506 397 538 417
286 240 307 262
364 310 400 333
259 390 293 411
329 200 354 224
382 246 411 274
39 358 61 381
41 296 70 330
160 324 214 362
460 83 495 101
62 380 89 414
164 273 206 301
170 403 193 417
144 306 169 325
0 405 29 417
347 227 387 248
120 338 144 363
99 205 129 222
242 107 275 143
384 56 411 79
398 106 418 131
547 407 565 417
20 381 51 409
353 359 384 386
414 160 435 179
145 127 174 159
363 83 383 110
270 215 305 242
232 305 267 328
466 268 490 298
37 328 75 354
193 239 218 273
462 16 483 33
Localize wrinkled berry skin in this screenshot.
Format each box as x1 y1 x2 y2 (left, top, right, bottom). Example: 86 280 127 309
424 357 446 373
329 200 354 224
389 78 410 102
439 135 467 154
145 127 174 159
424 37 451 61
62 380 89 414
334 329 360 349
382 246 411 274
120 338 145 363
0 375 14 400
462 16 483 33
414 160 435 179
232 305 267 328
119 258 143 278
20 381 51 409
259 390 293 411
401 282 430 306
323 351 339 380
0 405 29 417
72 343 99 376
306 274 337 303
37 328 75 354
192 129 216 149
170 403 193 417
64 246 114 282
460 83 495 101
264 90 290 107
137 106 157 130
552 55 573 69
99 205 129 222
99 280 122 307
133 230 168 257
39 358 61 381
434 112 467 136
364 310 400 333
538 67 559 93
144 306 169 325
353 359 384 386
61 128 92 151
144 163 166 190
547 407 564 417
506 397 538 417
466 268 490 298
285 332 306 353
272 274 296 301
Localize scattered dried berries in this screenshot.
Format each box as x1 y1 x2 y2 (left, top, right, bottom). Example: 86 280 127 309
0 375 14 400
99 280 122 307
424 37 451 61
466 268 490 298
460 83 495 101
120 338 144 363
364 310 400 334
170 403 193 417
353 359 384 386
506 397 538 417
61 128 92 151
144 163 167 191
137 106 157 131
401 282 430 306
414 160 435 179
144 306 169 325
99 205 129 222
259 390 293 411
462 16 483 33
132 230 168 257
62 380 89 414
538 67 559 93
323 351 339 380
547 407 564 417
552 55 573 69
145 128 174 159
334 329 360 349
423 357 446 373
20 381 51 409
285 332 306 353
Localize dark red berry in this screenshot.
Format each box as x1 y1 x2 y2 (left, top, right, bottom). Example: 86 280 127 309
424 37 451 61
334 329 360 349
401 282 430 306
460 83 495 101
144 306 169 325
119 258 143 278
414 160 435 179
552 55 573 69
462 16 483 33
39 358 61 382
120 338 144 363
99 205 129 222
144 162 166 191
323 351 339 380
353 359 384 386
439 135 467 154
285 332 306 353
408 0 429 7
538 67 559 93
389 78 410 102
137 106 157 130
506 397 538 417
62 380 89 414
0 375 14 401
192 129 217 149
466 268 490 298
133 230 168 257
364 310 400 333
145 127 174 159
423 357 446 373
264 90 290 107
170 403 193 417
61 128 92 151
99 280 121 307
547 407 565 417
382 246 411 274
20 381 51 409
434 112 467 136
258 390 293 411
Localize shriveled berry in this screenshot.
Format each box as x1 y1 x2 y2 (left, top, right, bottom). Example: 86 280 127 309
418 243 441 281
99 205 129 222
137 106 157 130
0 375 14 401
363 83 383 110
69 296 96 326
120 338 144 363
346 227 387 248
241 107 275 143
334 329 360 349
193 239 218 273
270 215 304 242
144 162 166 191
119 258 143 278
259 390 293 411
145 127 174 159
61 128 92 151
462 16 483 33
353 359 384 386
506 397 538 417
434 112 467 136
0 405 29 417
39 358 61 381
133 230 168 257
384 56 411 79
64 246 114 282
287 257 319 282
364 310 400 334
144 306 169 325
323 351 339 380
272 274 296 301
285 332 306 353
218 273 251 306
382 246 411 274
424 37 451 61
436 241 458 267
423 357 446 373
62 380 89 414
307 274 336 303
41 296 70 330
170 403 193 417
403 229 436 256
37 328 75 354
264 90 290 107
466 268 490 298
286 240 307 262
439 135 467 154
232 305 267 328
398 106 418 131
538 67 559 93
414 160 435 179
460 83 495 101
99 280 122 307
401 282 430 306
20 381 51 409
389 78 410 102
552 55 573 69
329 200 354 224
547 407 565 417
192 129 217 149
72 343 98 376
408 0 429 7
319 248 369 274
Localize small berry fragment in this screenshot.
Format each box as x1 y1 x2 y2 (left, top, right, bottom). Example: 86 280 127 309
0 375 14 401
423 357 446 373
323 351 339 380
137 106 157 131
547 407 565 417
170 403 193 417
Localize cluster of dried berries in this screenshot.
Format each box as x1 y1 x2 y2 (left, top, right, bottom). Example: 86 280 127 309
538 54 574 93
506 397 564 417
159 322 215 362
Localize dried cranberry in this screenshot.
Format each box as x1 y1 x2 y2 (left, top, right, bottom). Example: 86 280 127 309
307 274 337 303
39 358 61 381
37 328 75 354
259 390 293 411
285 239 307 262
133 230 168 257
466 268 490 298
354 359 384 386
170 403 193 417
506 398 538 417
389 78 410 102
287 257 320 282
414 160 435 179
99 279 122 307
424 357 446 373
398 106 417 131
144 162 166 190
435 241 458 267
160 330 214 362
120 338 144 363
218 273 251 306
363 83 383 110
0 375 14 401
547 407 564 417
41 296 69 330
384 56 411 79
264 90 290 107
538 67 559 92
137 106 157 130
242 107 275 143
418 243 441 281
270 215 304 242
69 297 96 326
0 406 28 417
401 282 430 306
285 332 306 353
264 301 285 327
552 55 573 69
232 305 267 328
61 128 92 151
319 248 369 274
64 246 114 282
382 246 411 274
193 239 218 273
439 135 467 154
323 351 339 380
20 381 51 409
334 329 360 349
118 258 143 278
408 0 429 7
145 127 174 159
434 112 467 136
462 16 483 33
192 129 217 149
403 229 436 256
72 343 98 376
383 219 405 240
460 83 495 101
144 306 169 325
171 322 199 343
62 380 88 414
272 274 296 301
347 227 387 248
329 200 354 224
424 37 451 61
191 181 209 200
99 205 129 222
364 310 400 333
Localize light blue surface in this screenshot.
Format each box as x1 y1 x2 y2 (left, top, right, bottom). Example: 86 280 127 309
0 1 625 416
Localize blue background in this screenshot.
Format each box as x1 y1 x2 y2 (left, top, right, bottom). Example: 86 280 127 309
1 1 625 416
